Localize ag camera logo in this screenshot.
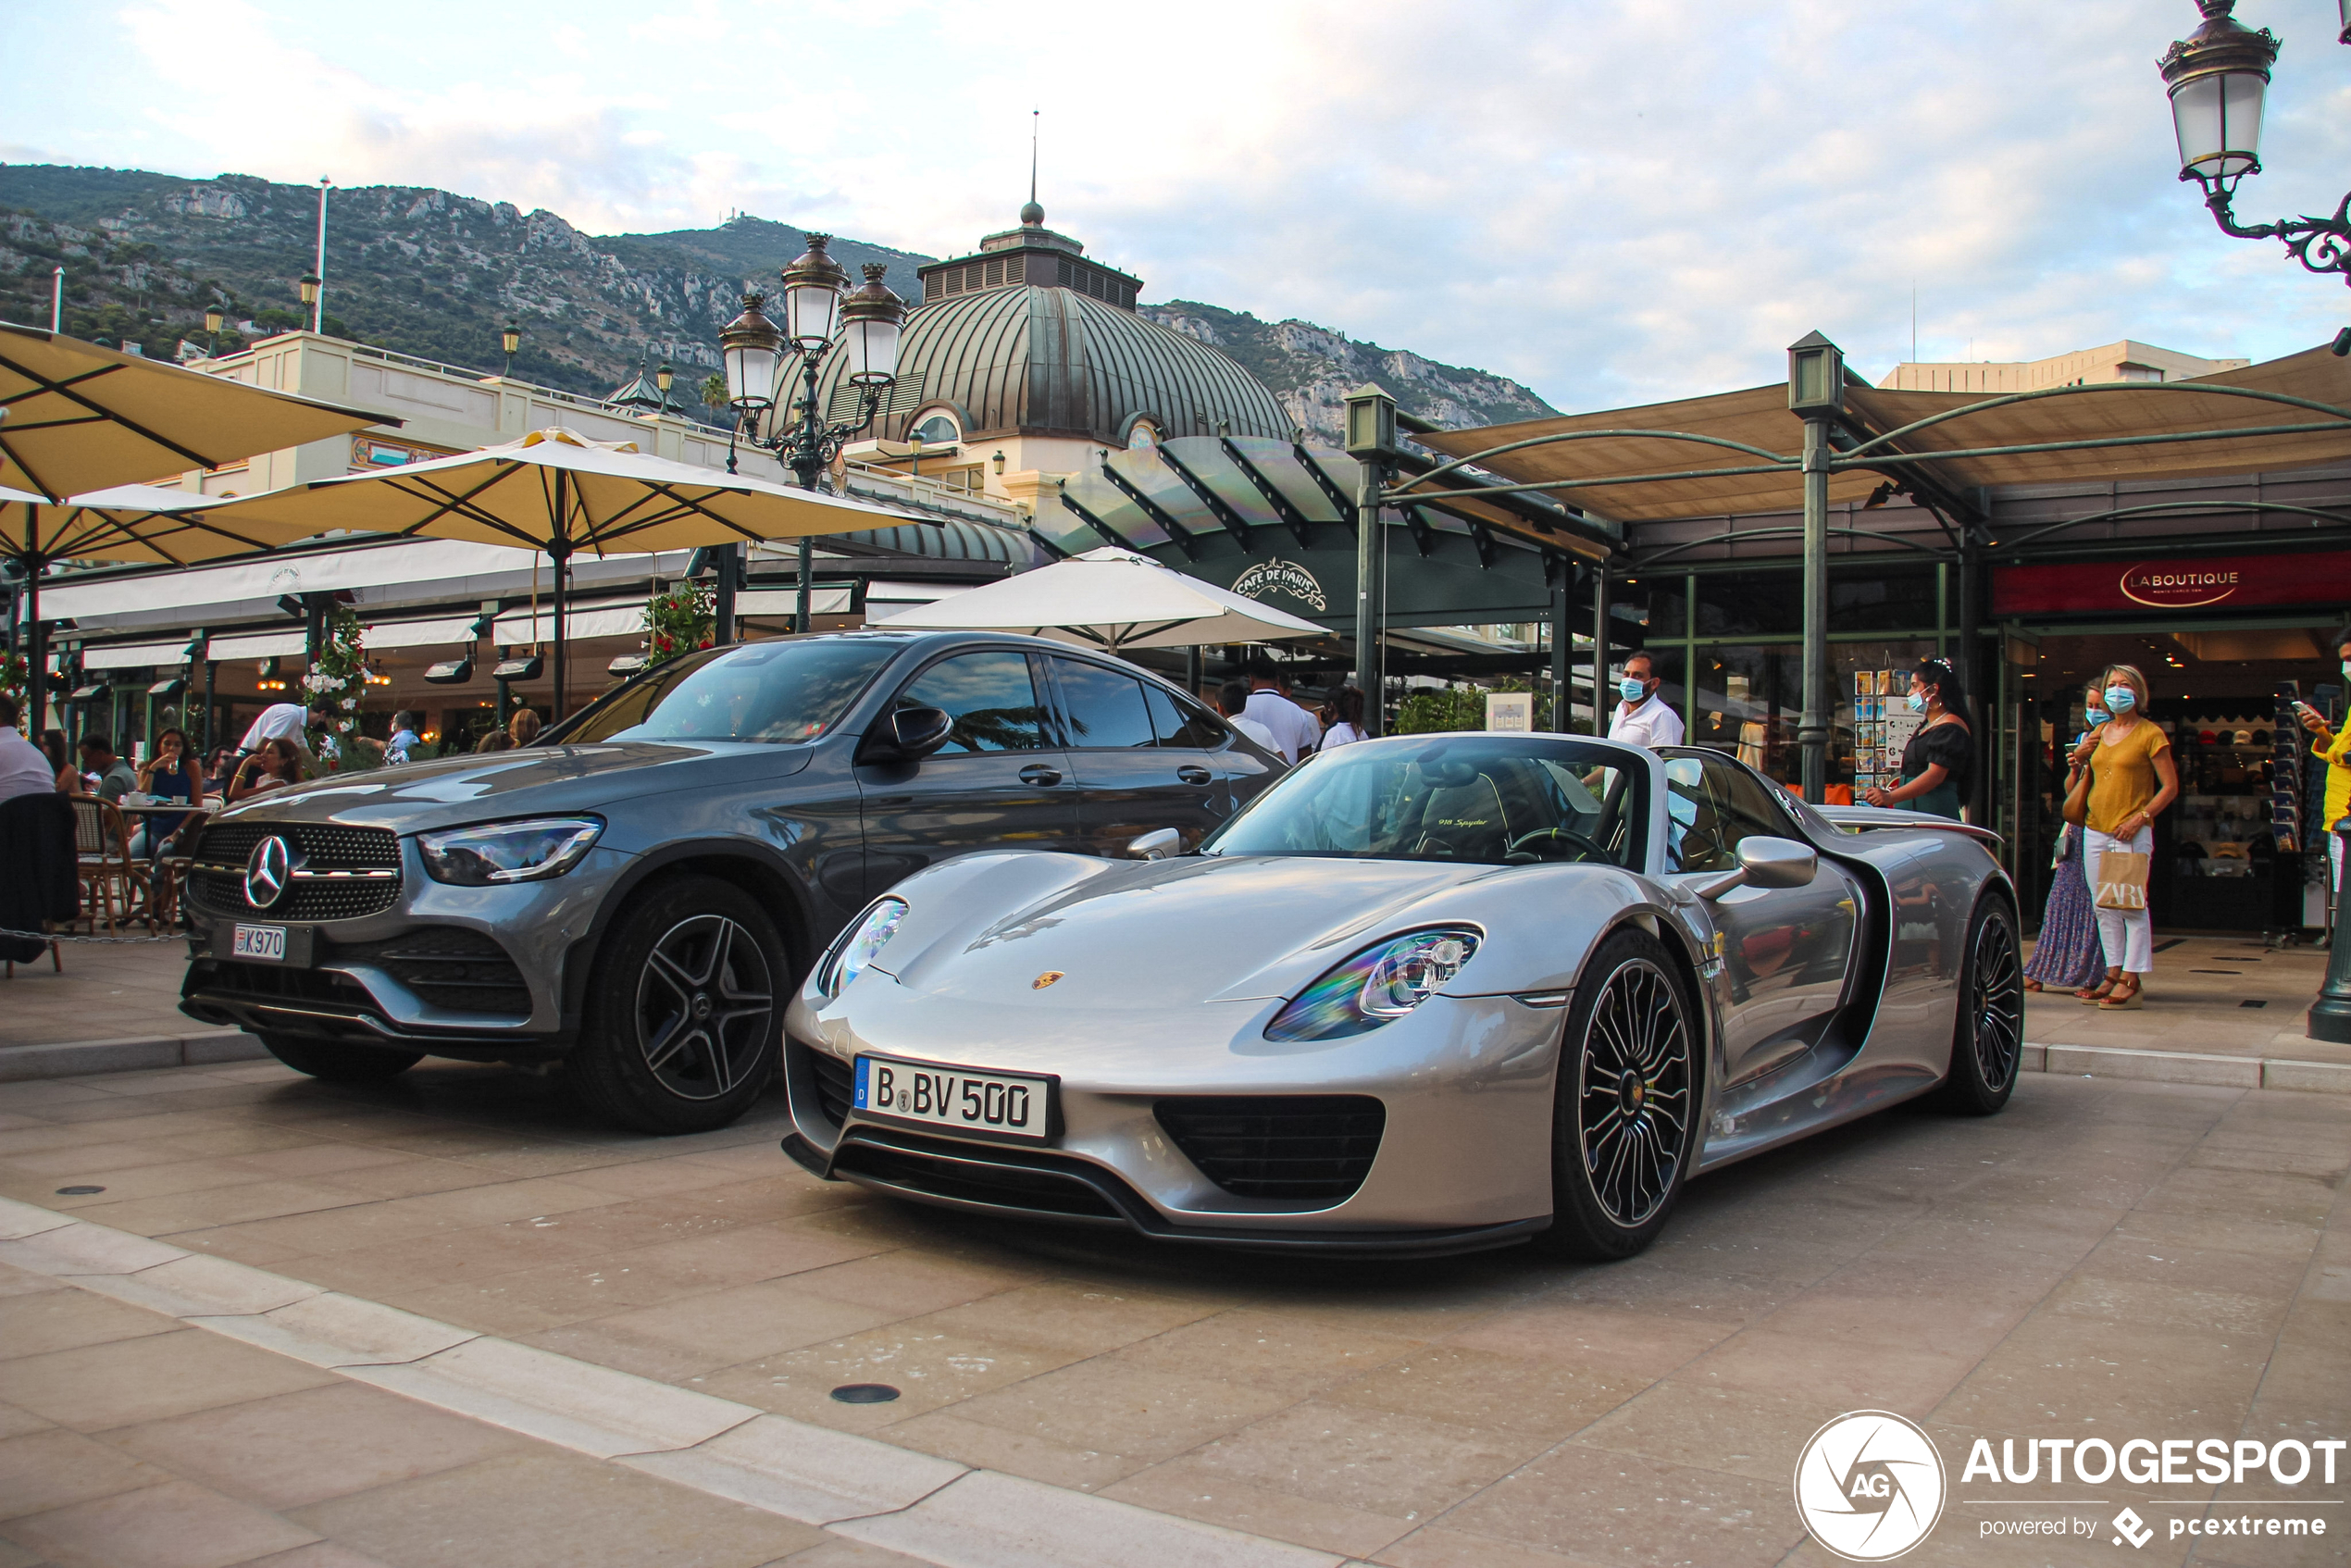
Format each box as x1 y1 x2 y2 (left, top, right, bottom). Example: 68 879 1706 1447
1795 1411 1947 1562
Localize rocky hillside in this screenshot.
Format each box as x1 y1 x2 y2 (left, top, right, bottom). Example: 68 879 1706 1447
0 164 1554 437
1140 300 1555 442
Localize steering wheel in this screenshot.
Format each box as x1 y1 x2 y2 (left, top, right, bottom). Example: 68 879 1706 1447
1505 827 1610 864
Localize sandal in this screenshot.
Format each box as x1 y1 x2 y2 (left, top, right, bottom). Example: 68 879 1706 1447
2076 979 2116 1003
2023 978 2044 993
2099 977 2144 1010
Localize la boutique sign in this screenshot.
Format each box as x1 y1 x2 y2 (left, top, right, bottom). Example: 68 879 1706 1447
1993 550 2351 616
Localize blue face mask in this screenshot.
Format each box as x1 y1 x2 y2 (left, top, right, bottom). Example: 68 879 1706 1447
2103 685 2136 714
1905 691 1926 714
1619 677 1648 703
2085 706 2109 727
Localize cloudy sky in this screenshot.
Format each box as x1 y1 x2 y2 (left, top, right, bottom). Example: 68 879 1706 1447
6 0 2348 411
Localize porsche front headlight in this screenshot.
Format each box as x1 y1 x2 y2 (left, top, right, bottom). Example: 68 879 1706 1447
819 897 907 998
1265 927 1481 1041
417 817 603 886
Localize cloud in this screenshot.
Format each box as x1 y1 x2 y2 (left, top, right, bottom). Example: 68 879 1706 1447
13 0 2348 412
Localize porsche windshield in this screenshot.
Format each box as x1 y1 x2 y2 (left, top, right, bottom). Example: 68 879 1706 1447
1203 736 1648 868
560 639 900 744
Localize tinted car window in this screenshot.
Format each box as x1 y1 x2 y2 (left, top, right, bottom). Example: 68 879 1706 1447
896 652 1047 753
1145 683 1227 749
1052 659 1156 750
564 640 896 743
1662 753 1799 873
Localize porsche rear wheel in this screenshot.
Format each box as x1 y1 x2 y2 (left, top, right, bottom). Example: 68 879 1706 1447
1548 927 1699 1261
1939 897 2021 1115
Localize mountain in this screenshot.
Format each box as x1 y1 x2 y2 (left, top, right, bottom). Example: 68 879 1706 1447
0 164 1555 439
1139 300 1556 443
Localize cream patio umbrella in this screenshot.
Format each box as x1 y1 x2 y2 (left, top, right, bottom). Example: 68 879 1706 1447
205 428 924 713
0 323 384 502
879 546 1328 653
3 482 327 728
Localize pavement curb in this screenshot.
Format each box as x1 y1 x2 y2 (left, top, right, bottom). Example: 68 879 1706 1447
2021 1039 2351 1094
0 1029 267 1081
0 1197 1345 1568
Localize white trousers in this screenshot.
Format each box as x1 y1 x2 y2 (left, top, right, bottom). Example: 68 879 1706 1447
2084 825 2154 974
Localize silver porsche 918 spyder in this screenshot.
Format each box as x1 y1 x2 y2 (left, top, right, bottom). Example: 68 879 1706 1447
778 734 2022 1259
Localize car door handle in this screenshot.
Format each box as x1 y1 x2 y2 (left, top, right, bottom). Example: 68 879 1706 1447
1176 765 1213 786
1018 764 1064 787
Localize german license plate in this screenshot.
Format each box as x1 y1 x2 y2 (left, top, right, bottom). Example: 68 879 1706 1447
853 1054 1051 1141
230 924 288 962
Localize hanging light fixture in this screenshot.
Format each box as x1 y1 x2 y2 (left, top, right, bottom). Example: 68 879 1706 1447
840 265 907 386
719 293 784 411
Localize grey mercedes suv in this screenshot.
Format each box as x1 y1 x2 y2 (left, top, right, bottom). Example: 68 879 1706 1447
179 630 1279 1132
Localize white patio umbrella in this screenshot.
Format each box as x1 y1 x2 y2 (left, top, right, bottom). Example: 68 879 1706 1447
205 428 921 713
879 546 1327 653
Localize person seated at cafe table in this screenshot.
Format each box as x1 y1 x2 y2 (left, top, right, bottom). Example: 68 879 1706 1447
227 737 304 803
77 736 138 803
131 726 206 859
0 695 55 805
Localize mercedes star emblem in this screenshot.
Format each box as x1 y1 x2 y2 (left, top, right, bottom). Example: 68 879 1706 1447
244 835 292 910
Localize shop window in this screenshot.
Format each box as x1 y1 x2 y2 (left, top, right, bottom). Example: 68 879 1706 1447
1691 565 1938 639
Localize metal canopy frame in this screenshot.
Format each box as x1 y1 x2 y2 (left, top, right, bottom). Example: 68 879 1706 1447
1381 371 2351 803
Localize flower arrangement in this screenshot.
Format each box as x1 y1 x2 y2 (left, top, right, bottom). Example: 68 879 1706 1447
0 650 27 712
644 579 715 666
301 602 372 768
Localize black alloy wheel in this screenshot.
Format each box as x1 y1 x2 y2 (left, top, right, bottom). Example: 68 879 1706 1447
573 875 786 1134
1549 927 1699 1260
1940 898 2021 1115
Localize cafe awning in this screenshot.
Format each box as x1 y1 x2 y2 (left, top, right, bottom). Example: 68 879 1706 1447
1412 342 2351 524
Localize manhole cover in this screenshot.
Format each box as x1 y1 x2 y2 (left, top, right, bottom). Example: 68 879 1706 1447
55 1186 105 1196
830 1383 901 1404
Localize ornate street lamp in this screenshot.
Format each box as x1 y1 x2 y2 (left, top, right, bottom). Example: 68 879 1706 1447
203 303 224 356
500 323 521 378
2159 1 2350 286
655 361 674 417
716 241 908 631
297 274 321 317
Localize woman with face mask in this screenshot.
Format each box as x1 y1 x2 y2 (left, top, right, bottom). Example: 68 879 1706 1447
2064 663 2178 1009
2023 688 2112 994
1860 657 1972 820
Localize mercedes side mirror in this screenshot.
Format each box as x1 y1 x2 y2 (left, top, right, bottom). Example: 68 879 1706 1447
1127 828 1182 861
1697 835 1818 901
860 705 954 765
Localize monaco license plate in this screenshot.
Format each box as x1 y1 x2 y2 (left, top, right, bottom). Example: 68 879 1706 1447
853 1054 1052 1141
230 924 288 962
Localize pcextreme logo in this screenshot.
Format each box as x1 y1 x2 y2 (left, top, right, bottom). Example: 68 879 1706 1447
1795 1412 1947 1562
1795 1415 2345 1558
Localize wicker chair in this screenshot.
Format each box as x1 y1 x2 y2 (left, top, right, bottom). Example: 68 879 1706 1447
71 798 155 935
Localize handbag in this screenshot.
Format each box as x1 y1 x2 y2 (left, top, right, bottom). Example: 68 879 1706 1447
2062 764 2093 828
2094 848 2151 911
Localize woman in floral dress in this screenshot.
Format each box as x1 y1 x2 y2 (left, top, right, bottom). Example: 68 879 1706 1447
2024 691 2108 992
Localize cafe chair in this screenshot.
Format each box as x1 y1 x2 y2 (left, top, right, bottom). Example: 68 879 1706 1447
71 798 156 936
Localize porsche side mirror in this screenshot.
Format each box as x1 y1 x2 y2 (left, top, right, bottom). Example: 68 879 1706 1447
860 705 954 765
1696 835 1817 901
1127 828 1181 861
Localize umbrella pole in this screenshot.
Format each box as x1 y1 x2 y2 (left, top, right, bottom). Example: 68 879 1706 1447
550 541 572 722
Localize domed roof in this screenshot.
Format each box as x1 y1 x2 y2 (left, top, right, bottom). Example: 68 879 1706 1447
804 209 1289 447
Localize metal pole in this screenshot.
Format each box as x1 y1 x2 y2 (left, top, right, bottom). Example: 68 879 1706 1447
1958 499 1986 825
1550 572 1571 732
2312 828 2351 1042
550 543 570 719
1353 458 1384 735
50 268 63 332
25 558 43 739
1797 417 1830 803
202 660 218 753
714 544 739 646
312 180 330 334
1188 644 1203 702
1589 566 1611 737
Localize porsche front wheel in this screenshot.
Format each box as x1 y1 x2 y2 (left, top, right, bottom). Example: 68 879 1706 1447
1548 927 1700 1261
1939 897 2021 1116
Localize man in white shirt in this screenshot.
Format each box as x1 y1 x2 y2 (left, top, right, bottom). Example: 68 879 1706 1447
1606 651 1685 749
238 700 331 756
0 696 56 804
1216 680 1283 757
385 712 422 765
1240 663 1321 765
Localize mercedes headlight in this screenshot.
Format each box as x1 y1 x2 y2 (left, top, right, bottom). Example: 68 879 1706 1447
1265 927 1481 1041
820 897 907 998
417 817 603 886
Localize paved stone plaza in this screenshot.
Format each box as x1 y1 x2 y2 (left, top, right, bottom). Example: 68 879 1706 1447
0 942 2345 1566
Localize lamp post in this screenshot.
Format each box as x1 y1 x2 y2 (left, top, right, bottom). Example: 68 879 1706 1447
1341 382 1402 737
718 237 906 633
1787 331 1845 806
297 274 320 330
2158 1 2351 288
500 324 520 378
203 304 224 357
655 361 674 417
310 178 330 332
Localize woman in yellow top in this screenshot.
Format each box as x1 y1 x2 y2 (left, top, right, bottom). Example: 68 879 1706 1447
2293 628 2351 901
2064 663 2178 1009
